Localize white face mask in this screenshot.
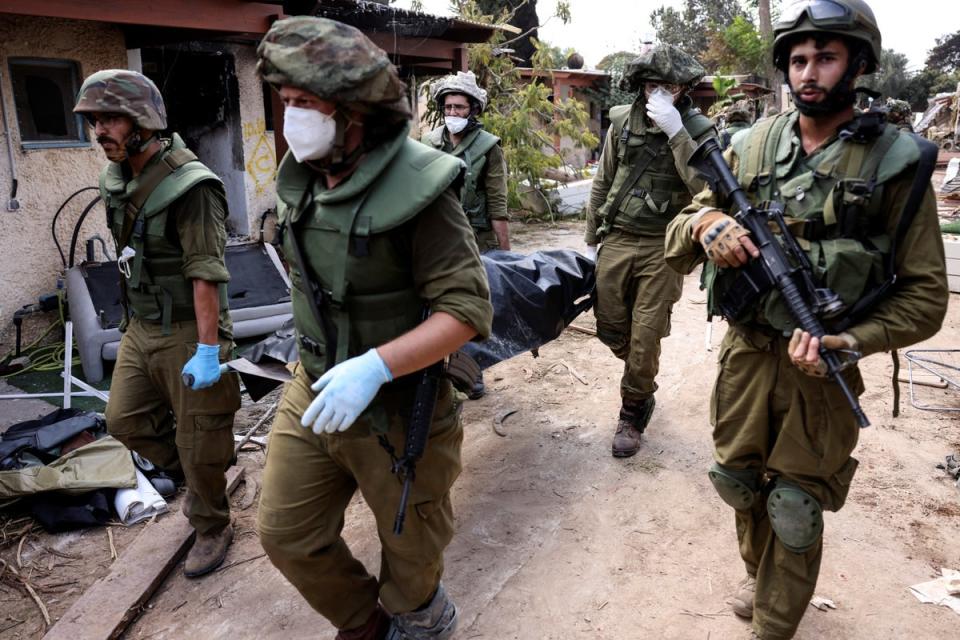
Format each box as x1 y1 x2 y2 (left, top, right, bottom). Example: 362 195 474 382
283 106 337 162
644 85 681 104
444 116 469 134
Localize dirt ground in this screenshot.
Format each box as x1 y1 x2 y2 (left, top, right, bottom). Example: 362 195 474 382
2 219 959 640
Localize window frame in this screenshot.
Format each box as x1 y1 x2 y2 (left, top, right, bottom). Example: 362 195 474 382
8 57 90 150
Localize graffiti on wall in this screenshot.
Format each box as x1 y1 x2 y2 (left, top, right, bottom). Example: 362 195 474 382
243 118 277 196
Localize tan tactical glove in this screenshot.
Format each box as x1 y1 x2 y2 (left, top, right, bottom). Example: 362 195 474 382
787 328 860 377
692 211 754 268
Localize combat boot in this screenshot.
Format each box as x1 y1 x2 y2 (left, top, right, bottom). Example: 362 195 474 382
385 583 457 640
730 574 756 618
184 523 233 578
335 605 391 640
611 396 655 458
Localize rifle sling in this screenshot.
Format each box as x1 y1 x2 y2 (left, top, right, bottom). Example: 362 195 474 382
601 136 665 234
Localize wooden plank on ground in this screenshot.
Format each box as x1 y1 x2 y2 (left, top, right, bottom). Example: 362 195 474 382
43 466 245 640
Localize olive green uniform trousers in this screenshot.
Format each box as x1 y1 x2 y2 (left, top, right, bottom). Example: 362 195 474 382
713 327 863 640
257 364 464 631
105 317 240 534
594 230 684 403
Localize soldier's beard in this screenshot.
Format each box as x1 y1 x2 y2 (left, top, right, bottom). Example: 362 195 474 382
789 79 857 117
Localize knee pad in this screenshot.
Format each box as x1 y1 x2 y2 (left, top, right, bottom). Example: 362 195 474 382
708 463 761 510
767 481 823 553
596 327 629 358
386 582 458 640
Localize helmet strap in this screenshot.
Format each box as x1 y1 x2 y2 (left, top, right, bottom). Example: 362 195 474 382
311 111 365 175
123 129 156 159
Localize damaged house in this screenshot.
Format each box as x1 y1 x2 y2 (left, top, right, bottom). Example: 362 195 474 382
0 0 496 351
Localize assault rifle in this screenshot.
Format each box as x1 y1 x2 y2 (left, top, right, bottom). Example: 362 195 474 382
688 138 870 428
383 355 444 535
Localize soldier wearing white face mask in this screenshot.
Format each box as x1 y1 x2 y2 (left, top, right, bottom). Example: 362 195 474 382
255 17 493 640
421 71 508 401
422 72 509 254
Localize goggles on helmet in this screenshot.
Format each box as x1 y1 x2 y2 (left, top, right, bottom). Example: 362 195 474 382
775 0 855 31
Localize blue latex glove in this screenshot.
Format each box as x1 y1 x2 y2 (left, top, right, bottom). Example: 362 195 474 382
301 348 394 435
181 343 222 390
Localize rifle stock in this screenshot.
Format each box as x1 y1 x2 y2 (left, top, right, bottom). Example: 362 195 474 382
689 138 870 428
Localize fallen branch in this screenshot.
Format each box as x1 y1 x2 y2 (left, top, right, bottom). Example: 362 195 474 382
234 401 278 454
565 323 596 336
0 559 50 627
237 477 259 511
547 361 588 385
44 546 81 561
17 534 27 568
107 528 118 561
215 552 266 574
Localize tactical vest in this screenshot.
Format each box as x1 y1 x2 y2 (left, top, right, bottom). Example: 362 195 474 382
423 125 500 231
719 121 750 150
705 110 922 333
598 97 714 238
277 126 464 381
100 135 227 334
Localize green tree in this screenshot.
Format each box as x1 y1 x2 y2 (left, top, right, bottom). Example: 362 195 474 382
901 67 960 111
702 15 769 75
536 40 578 69
437 1 596 216
706 75 741 117
649 0 747 61
856 49 910 100
583 51 639 111
926 30 960 74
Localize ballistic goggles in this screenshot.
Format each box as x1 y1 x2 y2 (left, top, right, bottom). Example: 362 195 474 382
774 0 858 32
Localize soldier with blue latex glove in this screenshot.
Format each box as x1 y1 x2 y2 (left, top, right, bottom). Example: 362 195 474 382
75 69 241 580
301 348 393 434
181 343 223 390
254 16 494 640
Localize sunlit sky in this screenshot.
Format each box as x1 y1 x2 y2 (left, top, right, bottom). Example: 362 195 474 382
393 0 959 72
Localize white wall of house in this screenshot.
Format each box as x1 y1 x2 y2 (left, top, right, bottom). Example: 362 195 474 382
0 20 281 352
230 43 277 236
0 16 126 346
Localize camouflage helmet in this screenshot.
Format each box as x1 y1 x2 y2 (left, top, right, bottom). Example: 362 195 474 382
620 43 705 93
724 99 754 124
773 0 881 74
431 71 488 113
885 98 912 124
73 69 167 130
257 16 410 119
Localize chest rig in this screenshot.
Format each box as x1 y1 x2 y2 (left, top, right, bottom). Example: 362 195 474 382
706 110 932 334
100 138 227 334
599 98 714 238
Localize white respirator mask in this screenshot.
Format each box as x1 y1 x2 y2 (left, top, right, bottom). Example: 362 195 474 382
283 106 337 162
444 116 470 134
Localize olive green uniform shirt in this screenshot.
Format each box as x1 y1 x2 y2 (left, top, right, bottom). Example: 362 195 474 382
397 186 494 338
436 127 509 222
167 182 233 337
584 125 708 244
664 117 948 356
